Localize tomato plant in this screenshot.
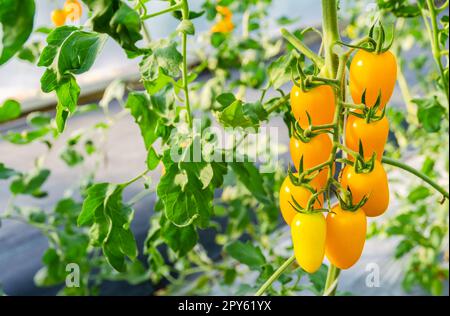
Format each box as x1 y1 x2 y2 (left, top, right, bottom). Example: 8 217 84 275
0 0 448 297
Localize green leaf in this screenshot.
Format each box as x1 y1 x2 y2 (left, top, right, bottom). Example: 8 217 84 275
38 28 105 132
161 218 198 256
0 99 21 123
395 239 414 258
139 40 182 94
230 161 271 205
57 31 107 75
10 169 50 197
413 97 446 133
225 240 266 270
217 100 268 129
0 0 35 64
268 52 295 89
78 183 137 272
0 163 17 180
125 92 161 148
216 93 236 108
147 147 160 170
83 0 143 53
60 147 84 167
407 185 431 202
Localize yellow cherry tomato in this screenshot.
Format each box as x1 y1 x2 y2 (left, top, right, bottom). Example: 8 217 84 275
279 174 324 226
349 49 397 109
291 212 326 273
51 9 67 27
216 5 232 18
325 204 366 269
290 84 336 129
64 0 82 22
345 112 389 161
290 133 332 188
340 160 390 217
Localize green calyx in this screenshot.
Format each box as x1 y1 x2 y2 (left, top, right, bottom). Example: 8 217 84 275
292 116 330 143
334 186 368 212
292 58 339 93
336 21 394 54
353 140 376 174
349 90 387 123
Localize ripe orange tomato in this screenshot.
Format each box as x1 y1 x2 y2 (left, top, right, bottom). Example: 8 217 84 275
340 160 389 217
325 204 366 269
290 84 336 129
345 112 389 161
51 9 67 27
64 0 82 22
279 174 324 226
291 212 326 273
216 5 232 18
349 50 397 109
290 133 332 188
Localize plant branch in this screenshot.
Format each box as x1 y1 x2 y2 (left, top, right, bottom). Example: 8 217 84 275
142 3 182 20
382 157 449 199
255 255 296 296
281 28 325 68
180 0 193 128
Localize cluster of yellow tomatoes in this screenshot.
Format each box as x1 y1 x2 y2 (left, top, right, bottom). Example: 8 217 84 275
51 0 83 27
280 47 397 273
211 6 234 34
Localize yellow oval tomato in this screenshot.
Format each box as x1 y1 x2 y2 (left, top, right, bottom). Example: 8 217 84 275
349 50 397 109
291 212 326 273
216 5 232 18
345 112 389 161
279 174 323 226
325 204 366 269
51 9 67 27
290 133 332 188
64 0 82 22
290 84 336 129
340 160 389 217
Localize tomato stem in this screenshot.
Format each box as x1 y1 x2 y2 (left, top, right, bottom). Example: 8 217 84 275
141 2 182 20
382 157 449 199
180 0 193 128
280 28 325 69
254 255 296 296
323 264 341 295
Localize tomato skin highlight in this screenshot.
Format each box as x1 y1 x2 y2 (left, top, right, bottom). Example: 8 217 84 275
290 134 332 188
345 112 389 161
290 84 336 129
349 50 397 109
64 0 82 21
340 160 390 217
291 212 326 273
325 204 367 269
51 9 67 27
279 174 324 226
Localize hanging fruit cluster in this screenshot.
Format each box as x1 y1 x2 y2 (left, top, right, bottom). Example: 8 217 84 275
51 0 82 27
210 5 234 34
280 23 397 273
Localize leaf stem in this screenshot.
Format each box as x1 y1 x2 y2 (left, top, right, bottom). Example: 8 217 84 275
323 264 340 296
142 3 182 20
254 255 296 296
122 169 150 187
421 0 449 103
382 157 449 199
180 0 193 128
281 28 325 68
266 93 290 114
